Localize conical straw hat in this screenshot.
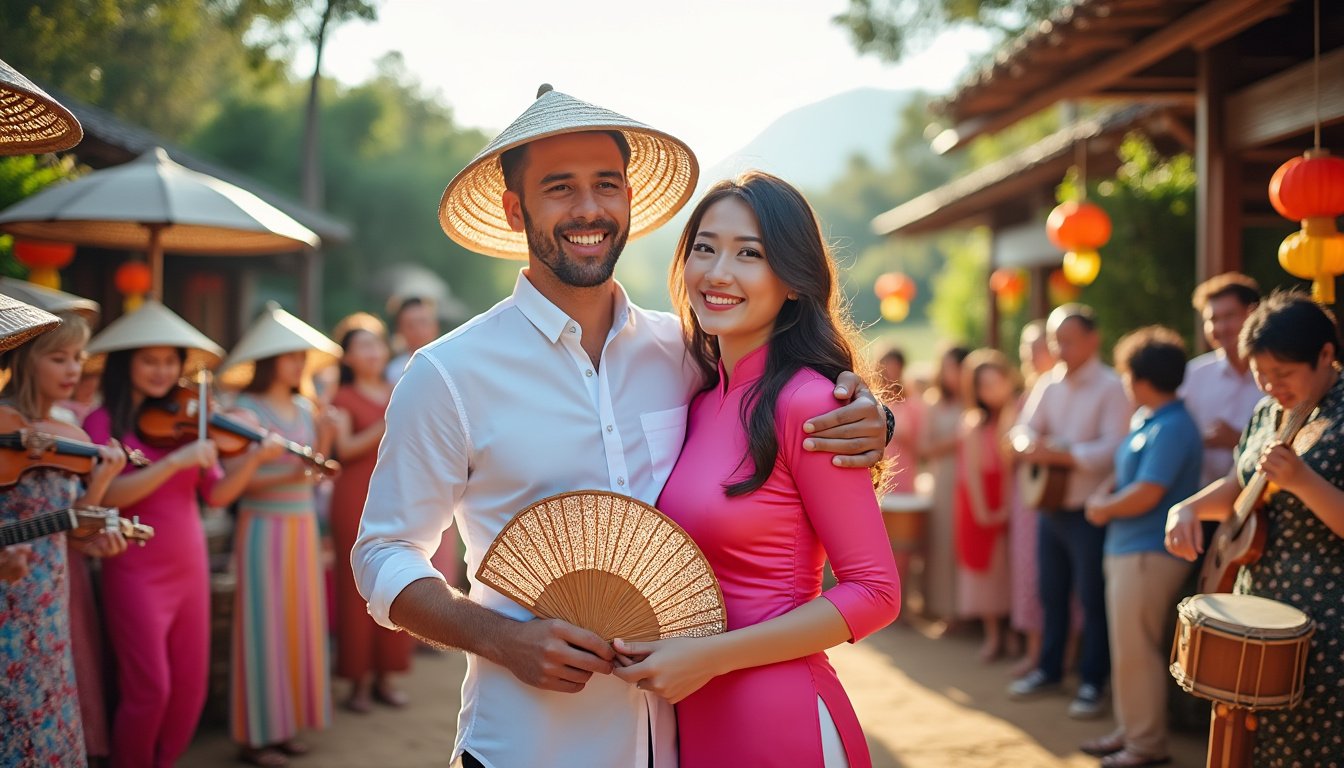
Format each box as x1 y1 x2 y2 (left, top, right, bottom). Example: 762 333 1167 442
0 58 82 155
439 84 698 260
0 293 61 353
218 303 341 389
85 300 224 374
0 277 100 322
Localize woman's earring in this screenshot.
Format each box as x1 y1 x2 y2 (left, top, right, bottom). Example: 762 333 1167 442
787 292 798 301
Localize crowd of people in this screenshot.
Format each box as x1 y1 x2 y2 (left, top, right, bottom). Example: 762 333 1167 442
0 82 1340 768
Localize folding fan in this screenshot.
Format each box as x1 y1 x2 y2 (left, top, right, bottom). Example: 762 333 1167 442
476 490 727 642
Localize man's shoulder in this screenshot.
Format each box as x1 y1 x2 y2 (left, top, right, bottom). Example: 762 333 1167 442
415 297 522 364
1185 351 1221 378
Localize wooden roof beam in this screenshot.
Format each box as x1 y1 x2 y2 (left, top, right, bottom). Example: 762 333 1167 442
933 0 1293 155
1226 46 1344 150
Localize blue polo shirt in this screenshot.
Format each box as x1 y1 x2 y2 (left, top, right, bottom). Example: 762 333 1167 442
1105 399 1203 556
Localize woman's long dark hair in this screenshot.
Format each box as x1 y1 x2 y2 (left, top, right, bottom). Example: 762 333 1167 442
670 171 871 496
101 347 187 439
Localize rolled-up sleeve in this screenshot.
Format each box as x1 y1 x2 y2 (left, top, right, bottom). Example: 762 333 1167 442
1068 377 1131 473
353 353 470 629
782 378 901 642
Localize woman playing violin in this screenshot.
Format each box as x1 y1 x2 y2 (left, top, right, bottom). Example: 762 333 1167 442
1166 292 1344 767
0 311 127 768
82 303 285 768
220 305 340 768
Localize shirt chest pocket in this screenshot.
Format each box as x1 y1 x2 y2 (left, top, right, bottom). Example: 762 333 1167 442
640 405 689 491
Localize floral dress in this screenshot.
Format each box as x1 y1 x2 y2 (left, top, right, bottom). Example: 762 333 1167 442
1235 373 1344 767
0 469 85 767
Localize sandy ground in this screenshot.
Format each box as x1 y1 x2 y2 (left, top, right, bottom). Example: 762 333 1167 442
183 621 1210 767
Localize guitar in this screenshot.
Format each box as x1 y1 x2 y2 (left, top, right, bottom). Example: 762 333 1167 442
1013 435 1071 510
0 505 154 549
1197 401 1315 594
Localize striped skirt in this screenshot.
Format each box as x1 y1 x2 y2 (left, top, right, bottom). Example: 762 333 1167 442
230 510 332 747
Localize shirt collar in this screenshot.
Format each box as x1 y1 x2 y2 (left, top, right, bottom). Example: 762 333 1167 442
716 343 770 396
511 270 634 345
1058 356 1102 385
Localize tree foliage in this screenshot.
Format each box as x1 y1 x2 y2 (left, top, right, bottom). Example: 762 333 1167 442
834 0 1069 63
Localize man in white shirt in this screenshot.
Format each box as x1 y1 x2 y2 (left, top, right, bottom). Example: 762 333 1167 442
1007 304 1132 720
1179 273 1262 486
353 86 888 768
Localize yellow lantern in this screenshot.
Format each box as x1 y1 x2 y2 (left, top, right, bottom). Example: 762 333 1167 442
880 295 910 323
1278 218 1344 304
1062 250 1101 286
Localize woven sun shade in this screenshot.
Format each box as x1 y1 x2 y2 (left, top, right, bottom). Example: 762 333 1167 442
0 293 61 353
439 85 699 260
477 490 726 642
0 58 82 155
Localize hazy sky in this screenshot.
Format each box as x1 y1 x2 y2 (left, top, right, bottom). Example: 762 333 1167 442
307 0 995 165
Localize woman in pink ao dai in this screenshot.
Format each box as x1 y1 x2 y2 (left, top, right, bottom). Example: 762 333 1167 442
614 172 901 768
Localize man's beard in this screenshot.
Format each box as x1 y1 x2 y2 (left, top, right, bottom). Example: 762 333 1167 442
523 207 629 288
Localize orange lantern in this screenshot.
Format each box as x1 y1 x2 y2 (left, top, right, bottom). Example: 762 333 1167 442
1046 201 1111 286
114 261 153 312
12 240 75 290
1269 149 1344 303
989 268 1025 312
874 272 916 303
1048 268 1080 304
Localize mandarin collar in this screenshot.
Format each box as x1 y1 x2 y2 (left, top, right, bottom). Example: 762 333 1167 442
716 344 770 397
511 269 634 344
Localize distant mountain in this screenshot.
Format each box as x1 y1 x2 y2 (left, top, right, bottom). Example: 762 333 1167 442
702 88 913 192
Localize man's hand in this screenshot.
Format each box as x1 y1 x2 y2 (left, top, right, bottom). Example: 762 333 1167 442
0 544 33 583
1204 420 1242 450
802 371 885 468
497 618 615 693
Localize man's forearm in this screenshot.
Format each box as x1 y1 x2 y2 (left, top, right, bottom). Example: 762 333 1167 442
388 577 516 664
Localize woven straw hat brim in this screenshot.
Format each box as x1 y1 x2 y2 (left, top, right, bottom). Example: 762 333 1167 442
85 300 224 374
217 307 341 389
439 89 698 259
0 278 99 322
0 58 82 155
0 293 61 353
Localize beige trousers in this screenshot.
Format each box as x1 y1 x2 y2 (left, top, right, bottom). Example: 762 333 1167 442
1103 551 1192 757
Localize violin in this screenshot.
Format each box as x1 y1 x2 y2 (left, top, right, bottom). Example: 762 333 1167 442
136 386 340 478
0 406 150 487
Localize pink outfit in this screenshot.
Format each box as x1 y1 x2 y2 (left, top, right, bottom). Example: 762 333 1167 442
84 407 221 768
658 347 901 768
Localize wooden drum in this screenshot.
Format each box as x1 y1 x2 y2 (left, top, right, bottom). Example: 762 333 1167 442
1170 593 1315 711
880 493 930 552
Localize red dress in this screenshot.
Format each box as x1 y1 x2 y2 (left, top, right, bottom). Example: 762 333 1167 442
954 425 1007 573
330 385 413 681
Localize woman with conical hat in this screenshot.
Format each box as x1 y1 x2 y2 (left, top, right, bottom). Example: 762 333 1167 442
0 306 127 768
354 86 890 768
83 301 285 768
218 303 339 767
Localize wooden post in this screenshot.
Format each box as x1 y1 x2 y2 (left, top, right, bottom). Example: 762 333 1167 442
1207 703 1255 768
298 247 323 325
1196 42 1243 285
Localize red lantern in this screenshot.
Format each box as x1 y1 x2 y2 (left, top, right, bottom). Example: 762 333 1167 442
1048 269 1080 303
873 272 916 302
115 261 153 295
12 240 76 290
1045 201 1112 252
989 268 1025 298
1269 149 1344 221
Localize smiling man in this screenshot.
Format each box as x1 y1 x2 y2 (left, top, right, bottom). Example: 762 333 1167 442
352 86 890 768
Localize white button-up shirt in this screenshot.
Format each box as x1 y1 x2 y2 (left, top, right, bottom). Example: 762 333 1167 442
1014 357 1133 510
1180 349 1265 486
353 271 700 768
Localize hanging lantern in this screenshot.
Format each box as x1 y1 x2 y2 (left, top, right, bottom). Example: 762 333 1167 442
874 272 916 303
1049 268 1080 304
989 268 1026 311
114 260 154 312
1269 149 1344 303
1046 201 1111 286
880 295 910 323
1279 218 1344 304
12 240 76 290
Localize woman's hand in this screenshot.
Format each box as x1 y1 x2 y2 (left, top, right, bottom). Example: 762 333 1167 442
85 441 129 502
253 432 289 463
168 440 219 471
1165 502 1204 562
1258 443 1310 494
610 637 722 704
0 544 33 582
1084 490 1110 526
77 529 128 559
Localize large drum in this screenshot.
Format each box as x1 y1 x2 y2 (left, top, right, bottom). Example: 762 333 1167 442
880 492 930 552
1170 593 1315 711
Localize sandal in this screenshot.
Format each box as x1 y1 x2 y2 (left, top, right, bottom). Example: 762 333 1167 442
276 740 310 757
238 747 289 768
1100 749 1171 768
1080 734 1125 757
373 683 409 708
342 693 372 714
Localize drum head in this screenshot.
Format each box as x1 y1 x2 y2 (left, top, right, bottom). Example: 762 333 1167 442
1182 593 1311 637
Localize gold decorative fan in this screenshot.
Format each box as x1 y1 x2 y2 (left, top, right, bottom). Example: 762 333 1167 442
476 490 727 642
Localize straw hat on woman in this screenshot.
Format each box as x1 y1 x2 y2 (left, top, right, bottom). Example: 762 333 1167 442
220 302 339 765
0 293 61 353
83 300 283 768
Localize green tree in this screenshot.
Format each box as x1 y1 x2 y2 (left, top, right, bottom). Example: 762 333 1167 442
834 0 1068 63
0 155 83 277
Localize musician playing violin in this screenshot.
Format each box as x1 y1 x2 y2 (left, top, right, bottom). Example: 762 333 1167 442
1166 291 1344 767
0 311 126 767
82 302 286 768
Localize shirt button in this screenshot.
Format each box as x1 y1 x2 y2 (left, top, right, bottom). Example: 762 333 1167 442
606 425 613 432
585 369 593 377
617 477 625 486
568 326 577 334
